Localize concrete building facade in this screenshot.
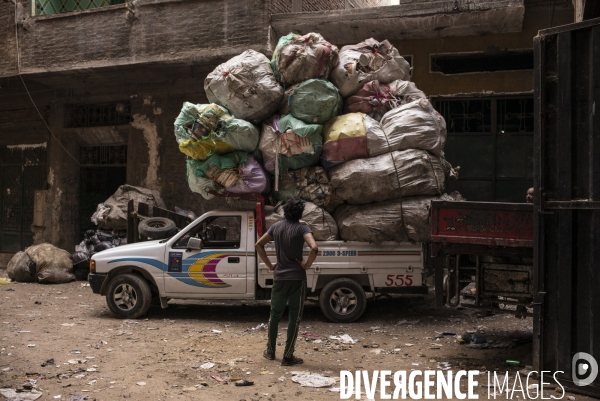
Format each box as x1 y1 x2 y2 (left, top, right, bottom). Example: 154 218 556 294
0 0 574 259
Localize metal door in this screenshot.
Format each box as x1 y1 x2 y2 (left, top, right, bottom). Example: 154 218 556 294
534 18 600 397
0 145 47 252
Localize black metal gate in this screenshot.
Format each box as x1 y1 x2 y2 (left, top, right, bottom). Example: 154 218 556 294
79 145 127 234
533 18 600 397
0 146 47 252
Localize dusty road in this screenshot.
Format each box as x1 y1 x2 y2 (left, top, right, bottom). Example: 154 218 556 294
0 274 586 401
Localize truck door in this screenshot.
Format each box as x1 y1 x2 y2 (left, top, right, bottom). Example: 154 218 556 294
164 214 248 295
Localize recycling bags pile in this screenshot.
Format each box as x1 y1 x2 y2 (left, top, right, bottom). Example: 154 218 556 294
172 32 460 242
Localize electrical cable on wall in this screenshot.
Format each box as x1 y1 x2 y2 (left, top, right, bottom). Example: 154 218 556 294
10 0 80 165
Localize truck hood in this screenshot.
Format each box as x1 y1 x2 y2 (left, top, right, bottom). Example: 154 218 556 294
91 240 165 262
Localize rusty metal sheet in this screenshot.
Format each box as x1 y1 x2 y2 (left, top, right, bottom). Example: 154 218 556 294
431 200 533 247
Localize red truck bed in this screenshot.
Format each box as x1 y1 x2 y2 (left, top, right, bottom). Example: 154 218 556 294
430 201 533 248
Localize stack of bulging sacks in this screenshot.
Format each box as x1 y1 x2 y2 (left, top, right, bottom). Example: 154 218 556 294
173 33 461 243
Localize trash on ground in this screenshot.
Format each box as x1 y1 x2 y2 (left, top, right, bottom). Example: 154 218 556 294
41 358 55 367
252 323 267 331
0 388 43 400
200 362 215 369
136 381 146 386
212 329 222 333
292 373 336 388
0 278 12 285
300 332 320 338
234 379 254 387
329 334 356 344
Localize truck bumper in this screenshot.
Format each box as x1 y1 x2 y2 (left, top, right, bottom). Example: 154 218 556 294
88 273 107 294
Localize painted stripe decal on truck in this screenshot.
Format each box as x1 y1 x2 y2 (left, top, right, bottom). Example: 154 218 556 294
108 252 247 288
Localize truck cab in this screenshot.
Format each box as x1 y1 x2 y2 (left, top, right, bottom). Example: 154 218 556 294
89 208 426 323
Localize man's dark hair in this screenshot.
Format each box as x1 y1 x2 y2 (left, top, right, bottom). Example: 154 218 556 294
283 198 305 221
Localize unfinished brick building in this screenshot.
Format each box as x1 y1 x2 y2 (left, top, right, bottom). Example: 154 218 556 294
0 0 574 259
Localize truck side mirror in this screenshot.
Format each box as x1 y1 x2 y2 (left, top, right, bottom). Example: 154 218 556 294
187 237 202 251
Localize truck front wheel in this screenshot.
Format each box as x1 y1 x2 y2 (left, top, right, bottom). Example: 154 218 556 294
106 274 152 319
319 278 366 323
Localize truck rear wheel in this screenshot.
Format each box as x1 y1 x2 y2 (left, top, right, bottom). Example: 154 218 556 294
319 278 366 323
106 274 152 319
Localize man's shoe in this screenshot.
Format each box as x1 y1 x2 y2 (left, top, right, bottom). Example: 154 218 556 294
263 350 275 360
281 356 303 366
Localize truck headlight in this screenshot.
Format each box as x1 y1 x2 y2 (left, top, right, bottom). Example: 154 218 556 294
90 259 96 273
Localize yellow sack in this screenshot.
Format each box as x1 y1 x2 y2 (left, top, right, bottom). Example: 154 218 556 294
179 138 236 160
323 113 366 144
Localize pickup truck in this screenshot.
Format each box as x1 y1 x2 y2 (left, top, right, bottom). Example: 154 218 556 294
88 199 426 323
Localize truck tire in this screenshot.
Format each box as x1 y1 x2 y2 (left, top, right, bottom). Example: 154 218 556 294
138 217 176 240
319 278 367 323
106 274 152 319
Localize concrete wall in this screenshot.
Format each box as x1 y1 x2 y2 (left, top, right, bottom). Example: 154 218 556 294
1 0 271 78
389 2 573 97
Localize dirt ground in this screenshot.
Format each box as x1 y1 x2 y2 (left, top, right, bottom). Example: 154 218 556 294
0 273 593 401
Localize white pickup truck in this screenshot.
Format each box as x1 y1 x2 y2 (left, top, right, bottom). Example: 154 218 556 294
88 209 425 322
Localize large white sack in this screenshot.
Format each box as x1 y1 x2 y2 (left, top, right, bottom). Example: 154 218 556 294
379 98 447 157
266 202 339 241
334 192 464 243
329 149 447 205
330 39 410 98
204 50 284 124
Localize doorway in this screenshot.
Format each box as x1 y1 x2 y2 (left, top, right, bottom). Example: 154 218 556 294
79 145 127 234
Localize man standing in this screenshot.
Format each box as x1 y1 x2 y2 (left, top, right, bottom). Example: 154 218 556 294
255 199 319 366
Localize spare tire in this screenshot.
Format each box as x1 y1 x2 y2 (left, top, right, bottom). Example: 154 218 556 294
139 217 176 240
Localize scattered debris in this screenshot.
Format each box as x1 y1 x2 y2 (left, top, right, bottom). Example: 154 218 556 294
212 329 222 333
329 334 356 344
397 319 420 325
252 323 267 331
41 358 55 367
234 379 254 387
300 332 320 338
136 381 146 386
200 362 215 369
0 389 43 400
292 373 336 388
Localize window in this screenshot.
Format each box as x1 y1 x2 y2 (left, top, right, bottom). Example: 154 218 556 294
33 0 125 16
433 96 534 203
65 102 131 128
431 50 534 75
174 216 242 249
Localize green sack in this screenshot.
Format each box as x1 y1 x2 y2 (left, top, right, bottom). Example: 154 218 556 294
174 102 259 160
279 79 342 125
259 115 323 174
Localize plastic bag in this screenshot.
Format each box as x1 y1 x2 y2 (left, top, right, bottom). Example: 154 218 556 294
330 38 411 98
6 251 36 282
90 204 110 225
71 251 89 266
259 115 323 174
379 98 447 156
335 192 464 243
271 32 339 85
227 156 271 194
329 149 447 205
271 166 342 213
174 102 259 160
204 50 284 124
93 185 167 230
321 113 384 169
174 206 198 220
278 79 342 124
26 243 75 284
266 201 339 241
344 79 426 121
